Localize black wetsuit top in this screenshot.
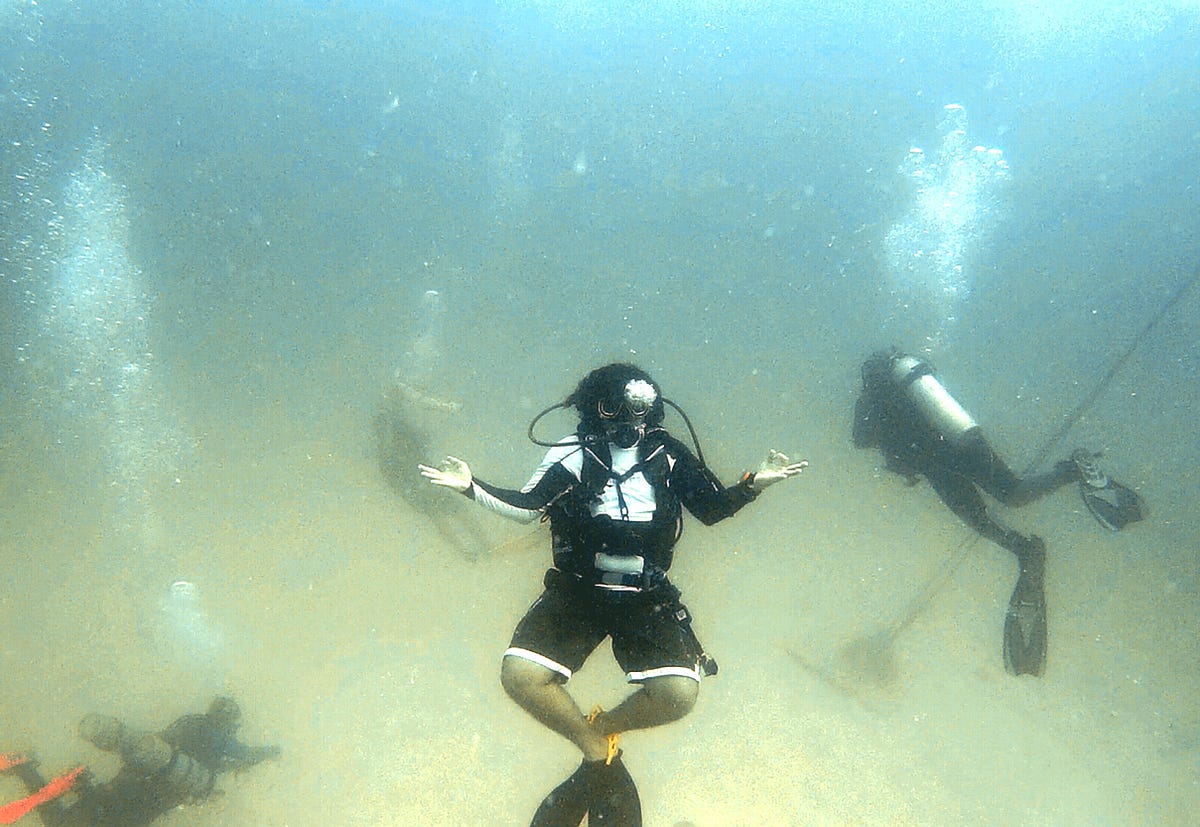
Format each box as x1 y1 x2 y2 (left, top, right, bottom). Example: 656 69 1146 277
470 428 758 588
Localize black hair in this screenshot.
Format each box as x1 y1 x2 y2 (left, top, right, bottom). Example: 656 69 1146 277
527 363 708 464
860 348 899 392
207 696 242 734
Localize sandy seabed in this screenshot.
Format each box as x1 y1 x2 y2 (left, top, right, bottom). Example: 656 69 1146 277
2 363 1196 827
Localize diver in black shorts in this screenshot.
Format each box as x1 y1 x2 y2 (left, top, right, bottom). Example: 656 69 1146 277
420 363 806 825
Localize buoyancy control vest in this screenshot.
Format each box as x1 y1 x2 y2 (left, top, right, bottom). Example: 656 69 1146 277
546 430 684 586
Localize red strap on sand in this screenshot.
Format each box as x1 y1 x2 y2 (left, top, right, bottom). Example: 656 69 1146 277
0 765 85 824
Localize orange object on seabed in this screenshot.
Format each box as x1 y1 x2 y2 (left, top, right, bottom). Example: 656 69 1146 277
0 763 85 824
0 756 28 774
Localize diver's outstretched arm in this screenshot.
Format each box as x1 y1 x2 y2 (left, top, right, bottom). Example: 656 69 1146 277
220 742 281 772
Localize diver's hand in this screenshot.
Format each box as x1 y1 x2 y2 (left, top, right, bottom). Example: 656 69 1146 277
748 449 808 491
418 456 472 492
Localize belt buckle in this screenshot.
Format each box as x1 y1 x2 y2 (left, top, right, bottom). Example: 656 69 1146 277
594 551 644 576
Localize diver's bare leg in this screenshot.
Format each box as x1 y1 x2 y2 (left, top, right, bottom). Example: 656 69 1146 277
500 656 609 762
594 676 698 736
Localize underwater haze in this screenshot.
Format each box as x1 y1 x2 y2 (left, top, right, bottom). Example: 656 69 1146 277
2 0 1198 824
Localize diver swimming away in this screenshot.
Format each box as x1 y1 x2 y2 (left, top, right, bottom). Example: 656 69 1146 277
420 362 807 825
1 697 278 826
852 349 1145 676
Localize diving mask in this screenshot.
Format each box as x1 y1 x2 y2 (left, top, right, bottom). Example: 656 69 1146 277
598 379 656 448
598 379 657 420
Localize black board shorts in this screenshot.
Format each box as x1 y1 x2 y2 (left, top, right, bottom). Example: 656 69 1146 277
503 568 706 683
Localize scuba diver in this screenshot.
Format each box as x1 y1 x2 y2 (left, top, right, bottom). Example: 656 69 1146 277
1 697 279 826
852 348 1145 676
419 363 807 826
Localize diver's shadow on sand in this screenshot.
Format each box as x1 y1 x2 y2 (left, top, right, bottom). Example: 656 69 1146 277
373 384 491 561
789 629 906 711
837 631 901 689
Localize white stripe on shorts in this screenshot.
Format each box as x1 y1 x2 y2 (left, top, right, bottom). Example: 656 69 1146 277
626 664 702 683
503 647 573 680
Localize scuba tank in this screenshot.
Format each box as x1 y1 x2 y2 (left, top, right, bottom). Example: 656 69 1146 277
891 354 980 446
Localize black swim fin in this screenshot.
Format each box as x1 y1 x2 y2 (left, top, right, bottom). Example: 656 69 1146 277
1003 537 1047 677
586 754 641 826
529 753 641 827
529 761 593 827
1072 450 1147 532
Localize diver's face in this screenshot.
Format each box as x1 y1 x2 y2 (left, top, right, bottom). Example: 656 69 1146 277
594 378 656 449
597 397 647 449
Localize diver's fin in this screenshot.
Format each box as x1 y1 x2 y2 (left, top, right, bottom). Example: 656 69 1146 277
1003 538 1047 677
588 753 642 826
529 759 599 827
1080 480 1147 532
528 752 642 827
1004 590 1047 677
1072 450 1146 531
